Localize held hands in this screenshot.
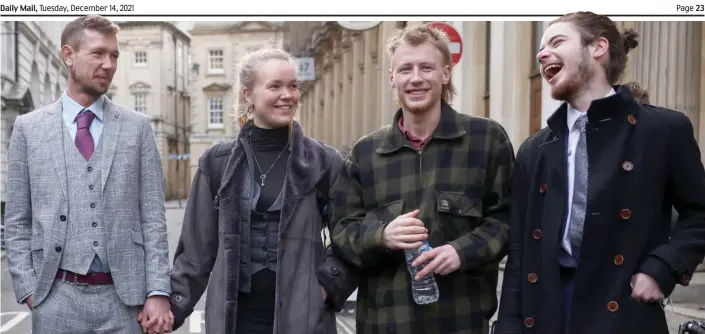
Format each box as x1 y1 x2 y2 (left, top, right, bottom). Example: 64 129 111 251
631 273 665 302
137 296 174 334
382 209 428 250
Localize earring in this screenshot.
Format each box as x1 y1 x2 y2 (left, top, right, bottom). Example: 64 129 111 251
247 104 254 114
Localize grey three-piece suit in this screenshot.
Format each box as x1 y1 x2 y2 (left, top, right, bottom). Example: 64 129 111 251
4 95 171 333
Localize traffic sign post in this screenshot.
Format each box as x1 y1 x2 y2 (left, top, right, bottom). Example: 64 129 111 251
428 22 463 66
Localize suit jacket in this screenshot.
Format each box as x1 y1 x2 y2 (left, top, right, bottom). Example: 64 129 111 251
495 86 705 334
4 98 171 307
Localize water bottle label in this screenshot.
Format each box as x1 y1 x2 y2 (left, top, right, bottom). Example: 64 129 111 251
418 241 432 252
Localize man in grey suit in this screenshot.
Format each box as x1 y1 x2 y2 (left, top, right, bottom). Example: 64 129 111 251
5 15 173 333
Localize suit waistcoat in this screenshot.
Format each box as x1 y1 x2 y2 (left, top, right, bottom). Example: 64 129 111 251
58 123 108 275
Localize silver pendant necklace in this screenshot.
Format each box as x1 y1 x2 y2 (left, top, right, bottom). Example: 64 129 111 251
250 140 289 187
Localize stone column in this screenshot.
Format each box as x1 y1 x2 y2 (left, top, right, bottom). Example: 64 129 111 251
630 22 702 135
350 32 365 143
322 42 334 144
457 21 488 117
363 28 380 133
341 31 353 147
378 22 398 126
312 52 324 140
488 21 532 147
332 32 343 147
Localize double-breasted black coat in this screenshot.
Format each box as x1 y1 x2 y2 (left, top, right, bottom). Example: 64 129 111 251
495 86 705 334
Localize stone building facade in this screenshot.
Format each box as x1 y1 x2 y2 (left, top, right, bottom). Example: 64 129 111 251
110 21 192 200
1 21 69 216
186 21 283 181
284 21 704 159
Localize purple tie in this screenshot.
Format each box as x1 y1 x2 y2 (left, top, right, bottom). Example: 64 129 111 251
75 109 95 160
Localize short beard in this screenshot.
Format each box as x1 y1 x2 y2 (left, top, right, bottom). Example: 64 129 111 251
550 51 594 102
70 67 108 98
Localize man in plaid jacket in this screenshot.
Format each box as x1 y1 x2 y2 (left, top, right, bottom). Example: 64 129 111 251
331 23 515 334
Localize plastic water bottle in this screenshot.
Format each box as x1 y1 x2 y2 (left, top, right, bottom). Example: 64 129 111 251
404 241 440 305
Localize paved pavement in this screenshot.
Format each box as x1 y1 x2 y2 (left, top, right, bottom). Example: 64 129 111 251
0 202 355 333
1 201 701 333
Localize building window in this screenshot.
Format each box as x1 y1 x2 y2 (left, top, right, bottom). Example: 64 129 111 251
134 93 147 113
134 51 147 66
208 97 224 127
208 49 224 74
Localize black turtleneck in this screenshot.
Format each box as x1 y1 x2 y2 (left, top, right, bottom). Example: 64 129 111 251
249 125 290 212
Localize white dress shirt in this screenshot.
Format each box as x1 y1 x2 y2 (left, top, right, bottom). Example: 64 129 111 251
561 88 616 256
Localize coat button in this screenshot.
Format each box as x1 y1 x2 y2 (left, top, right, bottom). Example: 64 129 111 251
607 301 619 312
620 209 632 220
682 274 691 284
627 115 636 125
92 222 98 227
539 184 547 194
527 273 538 283
328 265 340 276
621 161 633 171
174 295 183 303
614 255 624 265
523 317 535 328
55 246 62 252
60 215 67 221
532 229 543 240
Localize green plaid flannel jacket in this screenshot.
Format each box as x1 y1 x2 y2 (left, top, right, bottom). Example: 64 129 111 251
331 101 515 334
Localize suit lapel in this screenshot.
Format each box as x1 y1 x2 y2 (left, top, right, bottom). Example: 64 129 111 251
100 100 123 192
46 101 69 200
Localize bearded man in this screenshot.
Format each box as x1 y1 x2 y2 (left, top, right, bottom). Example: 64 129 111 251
495 12 705 334
331 23 515 334
4 15 173 333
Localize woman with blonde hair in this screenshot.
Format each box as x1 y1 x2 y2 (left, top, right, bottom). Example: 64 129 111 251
164 48 358 334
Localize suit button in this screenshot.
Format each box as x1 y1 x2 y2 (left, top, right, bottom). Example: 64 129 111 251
90 203 96 209
60 215 66 221
328 265 340 276
620 209 632 220
614 255 624 265
682 274 691 284
532 229 543 240
523 317 535 328
607 301 619 312
89 185 94 190
87 166 93 172
92 222 98 227
627 115 636 125
539 184 547 194
93 241 99 246
621 161 633 171
527 273 538 283
173 295 183 303
55 246 62 252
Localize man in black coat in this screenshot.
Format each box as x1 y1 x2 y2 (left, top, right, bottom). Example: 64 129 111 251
495 11 705 334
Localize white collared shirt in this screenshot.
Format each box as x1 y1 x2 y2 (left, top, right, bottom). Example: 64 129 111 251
561 88 616 255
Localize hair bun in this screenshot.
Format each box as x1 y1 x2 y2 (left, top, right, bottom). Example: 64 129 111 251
622 29 639 53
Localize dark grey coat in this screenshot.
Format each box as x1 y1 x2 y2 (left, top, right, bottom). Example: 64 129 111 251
169 121 358 334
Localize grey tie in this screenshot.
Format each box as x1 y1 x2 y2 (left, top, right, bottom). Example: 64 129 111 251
569 114 589 258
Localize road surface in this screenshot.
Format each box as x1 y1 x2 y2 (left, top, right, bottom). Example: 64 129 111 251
0 203 356 333
0 202 698 333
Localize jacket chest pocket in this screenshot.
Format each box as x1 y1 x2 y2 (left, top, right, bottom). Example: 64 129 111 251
435 191 483 238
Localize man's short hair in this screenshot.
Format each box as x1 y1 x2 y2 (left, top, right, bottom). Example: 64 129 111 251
61 15 119 51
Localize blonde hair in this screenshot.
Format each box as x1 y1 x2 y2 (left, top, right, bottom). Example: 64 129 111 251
236 48 299 128
385 24 457 103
